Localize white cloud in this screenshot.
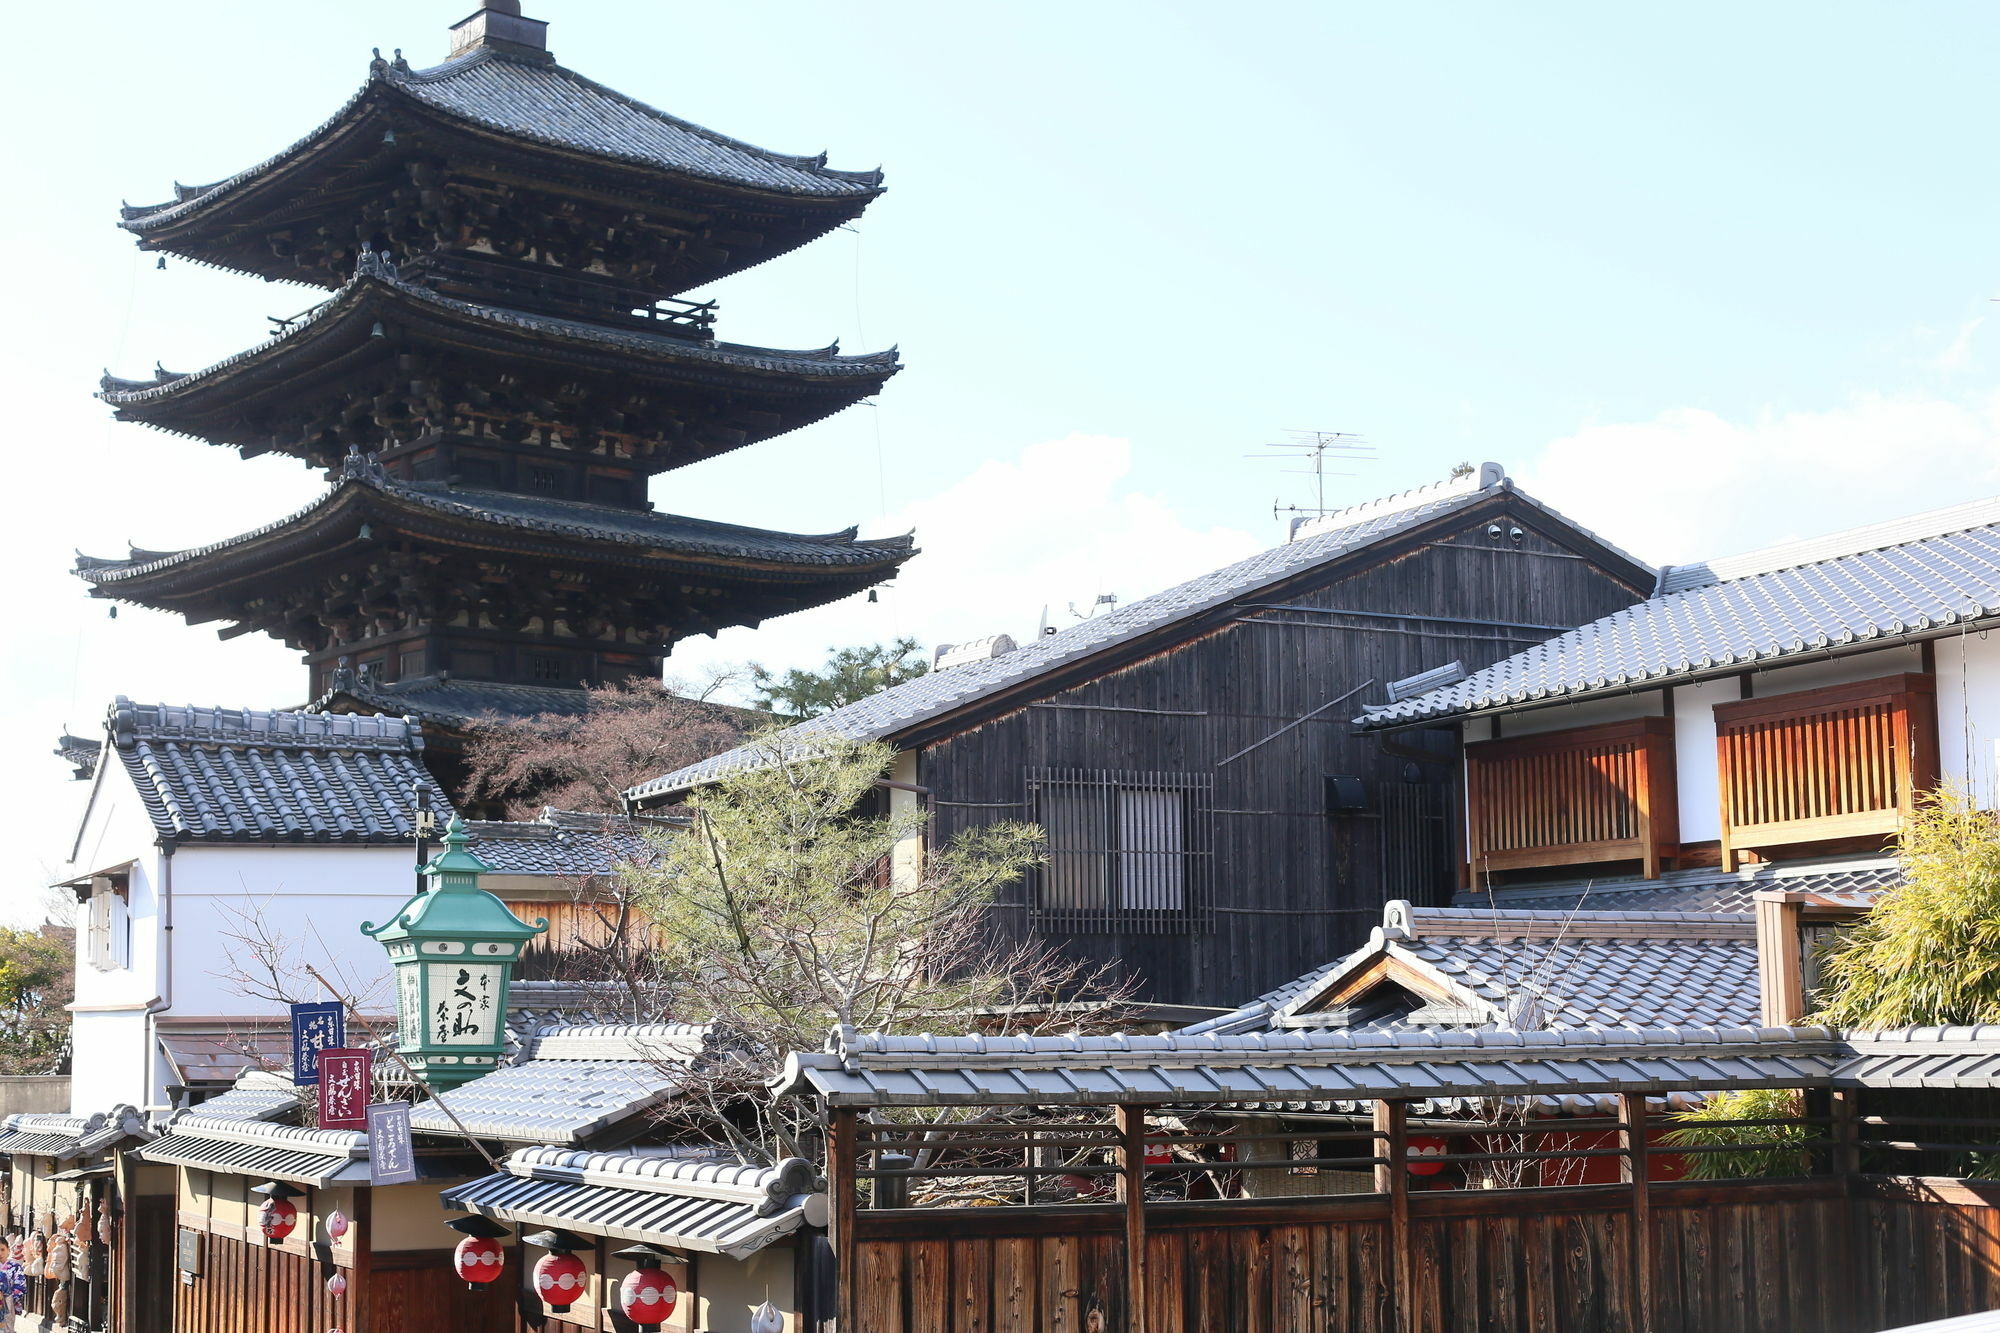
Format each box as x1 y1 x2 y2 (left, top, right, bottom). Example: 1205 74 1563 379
668 433 1265 694
1516 392 2000 569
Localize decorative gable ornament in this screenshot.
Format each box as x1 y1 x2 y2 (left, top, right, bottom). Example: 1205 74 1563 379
363 816 547 1090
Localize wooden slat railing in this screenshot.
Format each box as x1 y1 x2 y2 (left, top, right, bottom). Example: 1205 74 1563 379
1463 716 1679 880
1713 673 1938 870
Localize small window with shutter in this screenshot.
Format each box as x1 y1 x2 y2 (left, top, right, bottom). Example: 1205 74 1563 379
1027 769 1212 933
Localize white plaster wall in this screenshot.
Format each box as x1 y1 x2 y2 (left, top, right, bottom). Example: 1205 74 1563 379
1736 644 1925 701
1486 692 1665 738
1670 679 1728 843
166 844 413 1015
1934 629 2000 806
68 1009 154 1114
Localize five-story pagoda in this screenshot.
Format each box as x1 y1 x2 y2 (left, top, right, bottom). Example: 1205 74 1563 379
79 3 913 735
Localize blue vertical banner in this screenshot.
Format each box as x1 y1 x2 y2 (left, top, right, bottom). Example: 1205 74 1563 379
289 1001 346 1086
367 1103 418 1186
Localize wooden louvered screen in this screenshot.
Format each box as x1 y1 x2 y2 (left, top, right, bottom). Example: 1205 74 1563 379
1027 768 1213 934
1464 716 1678 880
1713 673 1938 870
507 898 662 981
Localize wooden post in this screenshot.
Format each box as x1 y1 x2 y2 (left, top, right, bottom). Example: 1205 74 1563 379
1831 1088 1861 1179
830 1109 860 1333
1115 1105 1150 1333
1373 1099 1411 1333
1754 895 1807 1025
350 1186 373 1333
1618 1093 1654 1332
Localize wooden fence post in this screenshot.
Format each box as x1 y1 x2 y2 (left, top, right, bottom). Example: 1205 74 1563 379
830 1109 860 1333
1618 1093 1653 1332
1116 1105 1151 1333
1374 1099 1411 1333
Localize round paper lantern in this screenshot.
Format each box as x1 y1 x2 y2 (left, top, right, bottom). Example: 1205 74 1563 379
618 1266 677 1326
1407 1136 1450 1177
454 1236 505 1288
533 1252 587 1313
325 1271 347 1299
324 1210 349 1242
259 1197 299 1244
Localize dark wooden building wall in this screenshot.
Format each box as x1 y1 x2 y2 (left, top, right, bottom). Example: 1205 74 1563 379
920 502 1649 1007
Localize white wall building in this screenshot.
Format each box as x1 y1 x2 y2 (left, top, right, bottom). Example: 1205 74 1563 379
56 701 447 1116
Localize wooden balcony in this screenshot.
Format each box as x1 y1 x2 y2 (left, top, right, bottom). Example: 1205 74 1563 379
1714 672 1938 870
1464 716 1679 880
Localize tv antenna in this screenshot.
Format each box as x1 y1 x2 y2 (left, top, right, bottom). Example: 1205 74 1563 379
1253 430 1375 523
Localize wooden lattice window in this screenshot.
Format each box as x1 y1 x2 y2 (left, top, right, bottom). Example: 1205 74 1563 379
1464 716 1679 880
1713 673 1938 869
1027 768 1213 933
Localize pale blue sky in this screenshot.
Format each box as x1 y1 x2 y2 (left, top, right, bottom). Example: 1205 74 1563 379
4 2 1999 907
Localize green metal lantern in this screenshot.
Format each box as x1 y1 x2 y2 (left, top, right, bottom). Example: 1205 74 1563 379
363 816 547 1090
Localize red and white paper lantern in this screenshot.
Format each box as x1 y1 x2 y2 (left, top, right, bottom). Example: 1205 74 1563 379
454 1236 506 1288
619 1266 678 1326
1407 1136 1450 1177
258 1197 299 1244
534 1252 588 1313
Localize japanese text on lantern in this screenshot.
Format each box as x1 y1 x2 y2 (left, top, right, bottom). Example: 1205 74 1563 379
428 963 500 1045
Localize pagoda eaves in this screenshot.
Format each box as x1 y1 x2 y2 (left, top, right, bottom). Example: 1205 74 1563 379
119 42 881 295
99 261 898 481
76 451 913 693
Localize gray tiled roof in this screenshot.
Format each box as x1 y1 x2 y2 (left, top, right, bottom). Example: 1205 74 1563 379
54 733 100 781
309 676 593 729
1458 856 1905 914
140 1115 372 1186
1178 903 1761 1038
0 1109 146 1161
102 699 448 845
78 458 912 588
631 467 1649 800
442 1150 821 1260
408 1024 712 1144
1833 1026 2000 1089
188 1081 301 1123
120 48 879 234
775 1024 1845 1109
97 271 898 409
466 809 687 878
1360 496 2000 727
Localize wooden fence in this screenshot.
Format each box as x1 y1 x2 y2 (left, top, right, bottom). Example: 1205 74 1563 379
830 1095 2000 1333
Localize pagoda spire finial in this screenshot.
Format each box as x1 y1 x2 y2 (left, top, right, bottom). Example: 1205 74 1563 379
448 3 549 62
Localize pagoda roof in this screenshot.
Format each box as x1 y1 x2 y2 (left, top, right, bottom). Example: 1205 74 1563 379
308 675 596 729
120 45 880 234
97 267 895 467
74 453 913 622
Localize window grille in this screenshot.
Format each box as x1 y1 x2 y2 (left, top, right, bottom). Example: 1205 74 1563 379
1026 768 1212 933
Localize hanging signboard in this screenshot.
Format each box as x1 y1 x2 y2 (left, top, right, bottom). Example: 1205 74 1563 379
317 1049 372 1131
366 1103 418 1186
289 1002 346 1086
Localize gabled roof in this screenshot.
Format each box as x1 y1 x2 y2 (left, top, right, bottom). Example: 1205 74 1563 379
1460 855 1905 915
442 1149 822 1260
100 698 448 845
630 465 1653 800
1361 494 2000 728
1179 901 1760 1038
120 46 880 236
407 1024 713 1144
